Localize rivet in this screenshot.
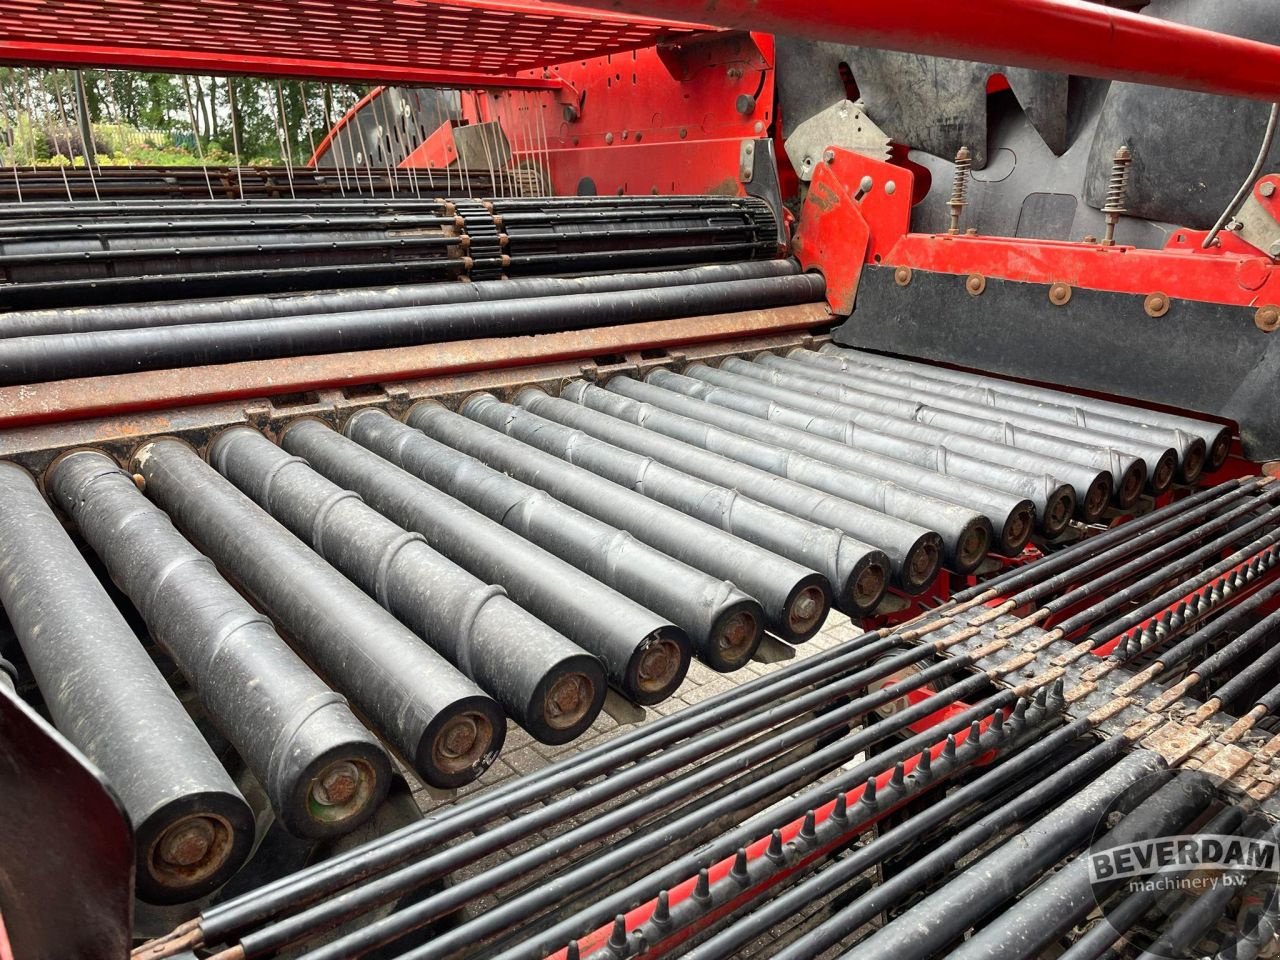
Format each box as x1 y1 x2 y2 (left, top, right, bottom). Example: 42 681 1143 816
894 266 912 286
1144 292 1170 318
1048 282 1072 306
965 274 986 296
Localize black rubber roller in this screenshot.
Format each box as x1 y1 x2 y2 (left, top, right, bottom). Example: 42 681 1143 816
0 460 254 904
133 439 506 789
209 426 608 745
48 449 393 840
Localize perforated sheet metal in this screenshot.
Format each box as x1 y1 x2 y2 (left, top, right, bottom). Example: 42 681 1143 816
0 0 709 86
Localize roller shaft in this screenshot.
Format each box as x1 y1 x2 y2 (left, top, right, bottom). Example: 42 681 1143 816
133 438 504 788
47 449 391 840
652 366 1075 534
0 460 253 903
630 369 1038 552
0 274 826 385
525 385 943 591
283 417 691 704
412 399 842 639
684 361 1114 520
338 410 760 672
209 427 607 743
573 377 993 570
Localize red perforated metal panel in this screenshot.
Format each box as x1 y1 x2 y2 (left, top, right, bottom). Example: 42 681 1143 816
0 0 710 87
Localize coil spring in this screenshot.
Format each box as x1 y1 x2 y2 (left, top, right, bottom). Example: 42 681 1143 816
948 146 972 208
1102 145 1132 215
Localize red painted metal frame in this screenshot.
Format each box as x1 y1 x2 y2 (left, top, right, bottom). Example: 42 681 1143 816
313 32 778 197
0 0 709 86
799 150 1280 314
467 32 775 197
553 0 1280 103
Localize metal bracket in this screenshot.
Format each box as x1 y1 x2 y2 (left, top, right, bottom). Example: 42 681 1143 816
784 99 892 183
1235 173 1280 259
738 140 756 183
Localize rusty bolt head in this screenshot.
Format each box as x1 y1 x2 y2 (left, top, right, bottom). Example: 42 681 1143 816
1256 305 1280 333
965 274 986 296
545 673 592 730
894 266 912 286
158 818 215 868
788 586 826 632
638 643 673 682
1262 181 1277 198
635 637 682 693
965 227 978 235
793 592 819 621
1049 282 1073 306
438 716 479 759
1144 292 1171 318
1082 235 1098 244
312 761 361 807
718 611 757 654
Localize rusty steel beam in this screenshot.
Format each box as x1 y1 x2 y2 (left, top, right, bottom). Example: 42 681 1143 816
563 0 1280 102
0 302 831 430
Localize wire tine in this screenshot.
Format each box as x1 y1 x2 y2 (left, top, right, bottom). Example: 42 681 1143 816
370 86 398 199
325 84 357 197
228 80 246 200
475 103 496 199
352 91 378 196
274 80 296 200
69 70 100 200
392 90 422 199
181 74 216 201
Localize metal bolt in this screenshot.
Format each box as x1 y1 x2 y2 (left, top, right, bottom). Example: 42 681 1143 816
884 180 896 195
822 149 835 165
965 274 986 296
1256 305 1280 333
438 716 479 759
312 761 361 807
1262 181 1277 198
893 266 913 286
545 673 591 729
158 818 215 867
636 637 681 692
1049 282 1073 306
1270 240 1280 259
604 132 614 145
1144 292 1170 318
736 93 757 115
718 611 757 654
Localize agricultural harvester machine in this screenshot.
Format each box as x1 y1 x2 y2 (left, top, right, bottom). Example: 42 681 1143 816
4 1 1280 958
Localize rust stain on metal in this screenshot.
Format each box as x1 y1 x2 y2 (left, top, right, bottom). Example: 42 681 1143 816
1140 720 1212 766
1195 743 1255 783
0 303 832 430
